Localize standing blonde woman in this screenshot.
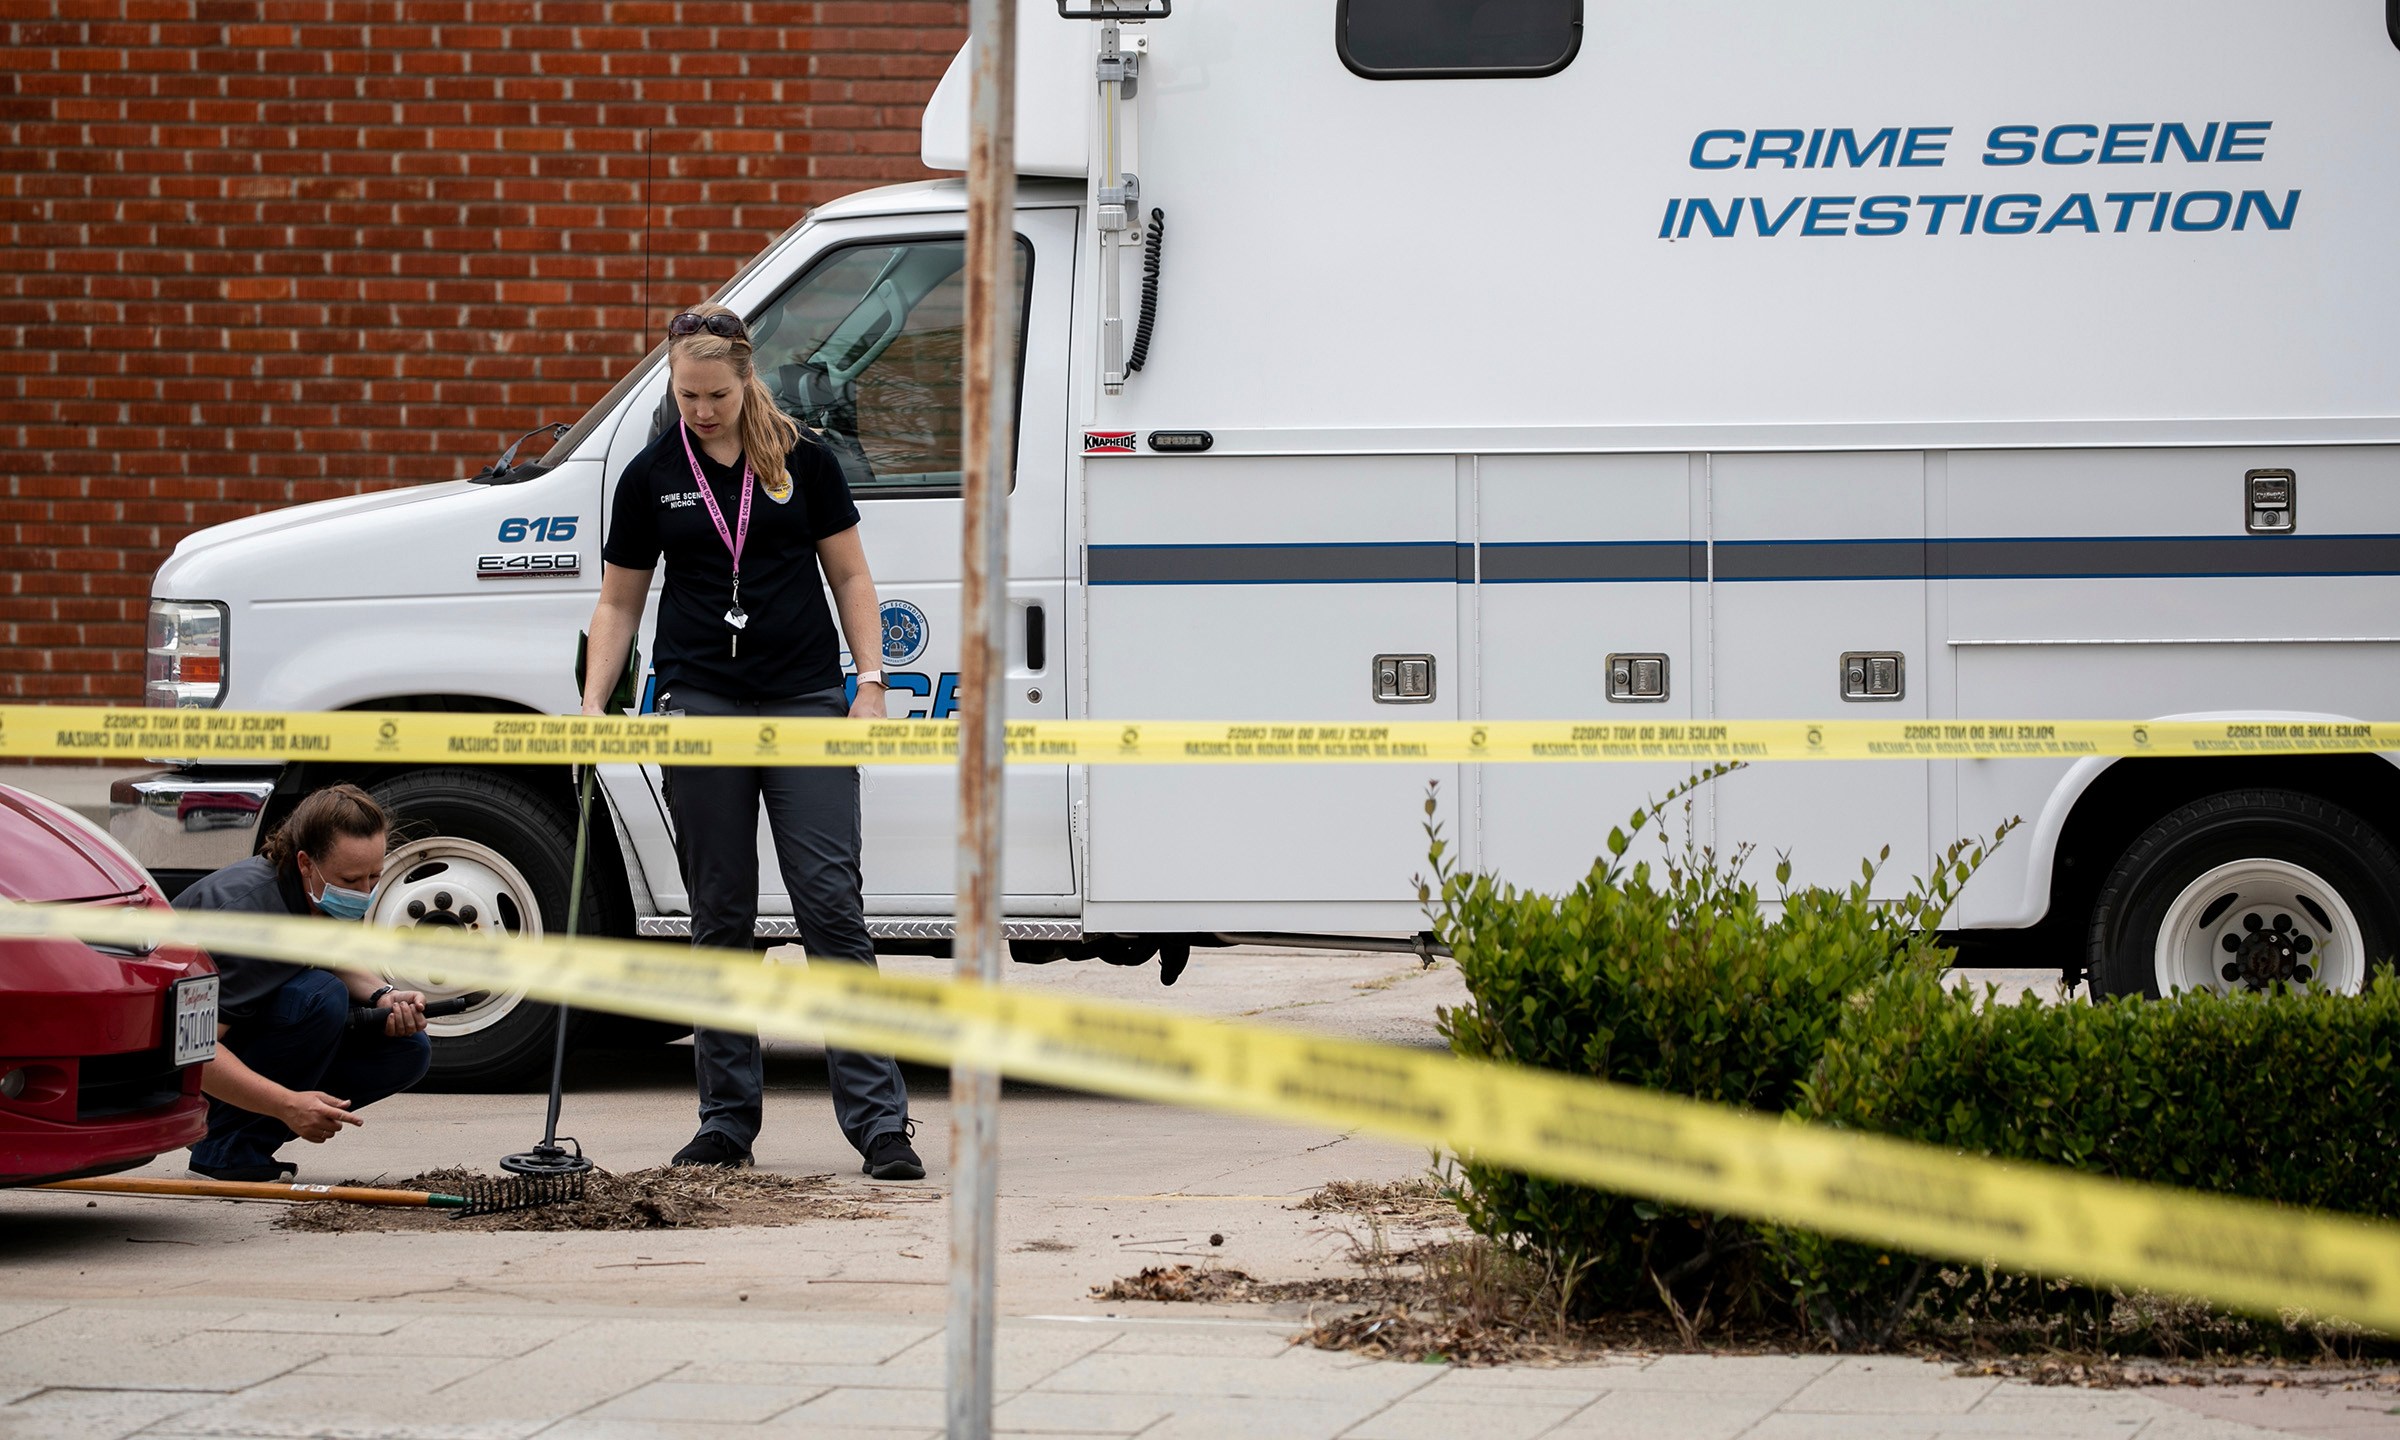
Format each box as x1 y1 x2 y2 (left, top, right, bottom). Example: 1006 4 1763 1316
580 302 921 1179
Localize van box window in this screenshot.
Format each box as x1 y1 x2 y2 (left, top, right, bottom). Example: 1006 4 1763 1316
1338 0 1582 80
746 236 1033 498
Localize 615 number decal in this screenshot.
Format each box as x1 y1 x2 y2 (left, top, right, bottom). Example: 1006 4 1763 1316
498 516 578 542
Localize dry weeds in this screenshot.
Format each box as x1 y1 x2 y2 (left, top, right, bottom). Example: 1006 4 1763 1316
1092 1263 1424 1306
1294 1177 1455 1226
276 1167 887 1233
1952 1355 2400 1392
1102 1182 2400 1382
1102 1179 1800 1365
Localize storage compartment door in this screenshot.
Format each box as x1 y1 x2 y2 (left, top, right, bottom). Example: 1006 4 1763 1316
1478 453 1699 894
1710 451 1930 896
1086 456 1458 923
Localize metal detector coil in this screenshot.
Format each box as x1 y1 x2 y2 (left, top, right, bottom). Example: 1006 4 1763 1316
500 1135 592 1180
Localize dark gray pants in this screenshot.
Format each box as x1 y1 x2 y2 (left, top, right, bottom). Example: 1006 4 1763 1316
665 684 908 1156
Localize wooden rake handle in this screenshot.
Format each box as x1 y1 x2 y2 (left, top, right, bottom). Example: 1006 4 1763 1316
37 1176 460 1207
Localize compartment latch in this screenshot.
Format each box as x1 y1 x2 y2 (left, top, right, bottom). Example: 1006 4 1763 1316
1374 655 1436 704
2246 469 2295 534
1841 652 1905 701
1606 653 1669 703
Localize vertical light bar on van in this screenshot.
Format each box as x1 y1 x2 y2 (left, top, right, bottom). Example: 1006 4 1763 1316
144 599 229 709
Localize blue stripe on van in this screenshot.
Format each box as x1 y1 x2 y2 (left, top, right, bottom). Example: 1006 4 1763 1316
1480 540 1697 582
1088 542 1461 585
1940 535 2400 580
1087 536 2400 584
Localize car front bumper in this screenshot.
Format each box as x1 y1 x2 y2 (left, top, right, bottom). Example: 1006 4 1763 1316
0 1095 208 1187
0 937 213 1187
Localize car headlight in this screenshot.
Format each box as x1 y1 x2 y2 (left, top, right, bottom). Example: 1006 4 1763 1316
146 599 228 709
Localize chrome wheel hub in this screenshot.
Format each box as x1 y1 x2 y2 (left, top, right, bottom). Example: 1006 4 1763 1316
367 835 540 1036
2154 858 2364 996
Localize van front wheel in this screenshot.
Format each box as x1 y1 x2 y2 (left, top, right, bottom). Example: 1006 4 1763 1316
2087 788 2400 1000
365 768 599 1089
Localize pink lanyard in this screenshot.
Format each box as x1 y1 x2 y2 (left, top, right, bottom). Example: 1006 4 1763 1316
679 420 754 579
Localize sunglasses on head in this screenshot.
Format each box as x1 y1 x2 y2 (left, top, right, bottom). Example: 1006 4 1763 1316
668 312 749 341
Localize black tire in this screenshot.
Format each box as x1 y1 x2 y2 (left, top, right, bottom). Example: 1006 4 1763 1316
369 768 609 1090
2086 788 2400 1000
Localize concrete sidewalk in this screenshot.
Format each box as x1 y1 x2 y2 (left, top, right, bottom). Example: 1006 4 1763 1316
0 1297 2346 1440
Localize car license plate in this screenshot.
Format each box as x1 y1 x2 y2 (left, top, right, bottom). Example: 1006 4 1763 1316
170 975 219 1066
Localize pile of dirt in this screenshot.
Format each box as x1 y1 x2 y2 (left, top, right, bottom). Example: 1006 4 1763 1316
1094 1263 1262 1303
1294 1177 1455 1226
1302 1294 1810 1367
1102 1181 2400 1382
1954 1356 2400 1392
1094 1181 1499 1336
276 1167 887 1233
1304 1306 1582 1368
1092 1263 1423 1307
1096 1220 1804 1367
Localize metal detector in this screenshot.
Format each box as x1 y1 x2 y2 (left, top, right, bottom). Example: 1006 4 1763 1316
502 763 597 1180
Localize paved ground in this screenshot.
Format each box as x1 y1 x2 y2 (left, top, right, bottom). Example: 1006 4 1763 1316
6 1298 2380 1440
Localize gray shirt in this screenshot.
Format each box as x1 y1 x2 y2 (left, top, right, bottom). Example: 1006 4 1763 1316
171 855 313 1023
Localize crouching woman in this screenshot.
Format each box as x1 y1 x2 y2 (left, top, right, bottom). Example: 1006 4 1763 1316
171 784 431 1182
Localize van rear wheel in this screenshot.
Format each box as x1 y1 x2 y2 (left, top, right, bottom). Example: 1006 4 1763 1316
2087 788 2400 1000
366 768 600 1089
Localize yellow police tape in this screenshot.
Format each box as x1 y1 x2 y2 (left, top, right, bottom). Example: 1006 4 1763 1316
5 704 2397 766
6 899 2398 1330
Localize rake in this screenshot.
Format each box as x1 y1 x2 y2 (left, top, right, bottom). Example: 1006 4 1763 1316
39 1171 585 1216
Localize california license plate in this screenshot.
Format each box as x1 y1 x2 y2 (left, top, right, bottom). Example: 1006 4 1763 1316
170 975 219 1066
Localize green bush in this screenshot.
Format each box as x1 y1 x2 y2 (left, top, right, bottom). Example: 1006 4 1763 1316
1425 766 2400 1354
1784 966 2400 1347
1424 769 2010 1320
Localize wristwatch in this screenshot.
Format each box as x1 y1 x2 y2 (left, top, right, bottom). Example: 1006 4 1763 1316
367 984 395 1006
856 669 886 689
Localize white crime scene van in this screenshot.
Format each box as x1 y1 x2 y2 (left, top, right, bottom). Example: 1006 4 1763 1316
115 1 2400 1083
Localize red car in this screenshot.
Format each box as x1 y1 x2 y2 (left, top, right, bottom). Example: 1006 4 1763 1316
0 783 215 1186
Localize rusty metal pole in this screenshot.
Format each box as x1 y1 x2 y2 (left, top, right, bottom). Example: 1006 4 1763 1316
948 0 1016 1433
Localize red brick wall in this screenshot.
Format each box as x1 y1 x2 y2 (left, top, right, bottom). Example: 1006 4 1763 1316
0 0 966 703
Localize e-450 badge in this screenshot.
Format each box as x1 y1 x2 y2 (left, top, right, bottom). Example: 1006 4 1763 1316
477 553 580 578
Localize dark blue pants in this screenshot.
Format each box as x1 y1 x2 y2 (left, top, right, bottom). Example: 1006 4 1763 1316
665 684 909 1156
190 967 431 1173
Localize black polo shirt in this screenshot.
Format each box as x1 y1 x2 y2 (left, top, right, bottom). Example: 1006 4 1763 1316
602 425 860 701
172 855 314 1023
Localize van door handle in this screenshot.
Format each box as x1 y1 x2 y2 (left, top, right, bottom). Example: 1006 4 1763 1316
1025 604 1047 673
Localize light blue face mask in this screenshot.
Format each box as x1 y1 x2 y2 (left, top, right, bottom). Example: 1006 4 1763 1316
315 882 373 922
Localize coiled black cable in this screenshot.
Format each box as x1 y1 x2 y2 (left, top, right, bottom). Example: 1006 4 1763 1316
1125 207 1164 375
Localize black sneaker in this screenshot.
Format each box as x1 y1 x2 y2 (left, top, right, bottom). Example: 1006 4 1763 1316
671 1131 754 1168
862 1127 925 1181
188 1160 296 1183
